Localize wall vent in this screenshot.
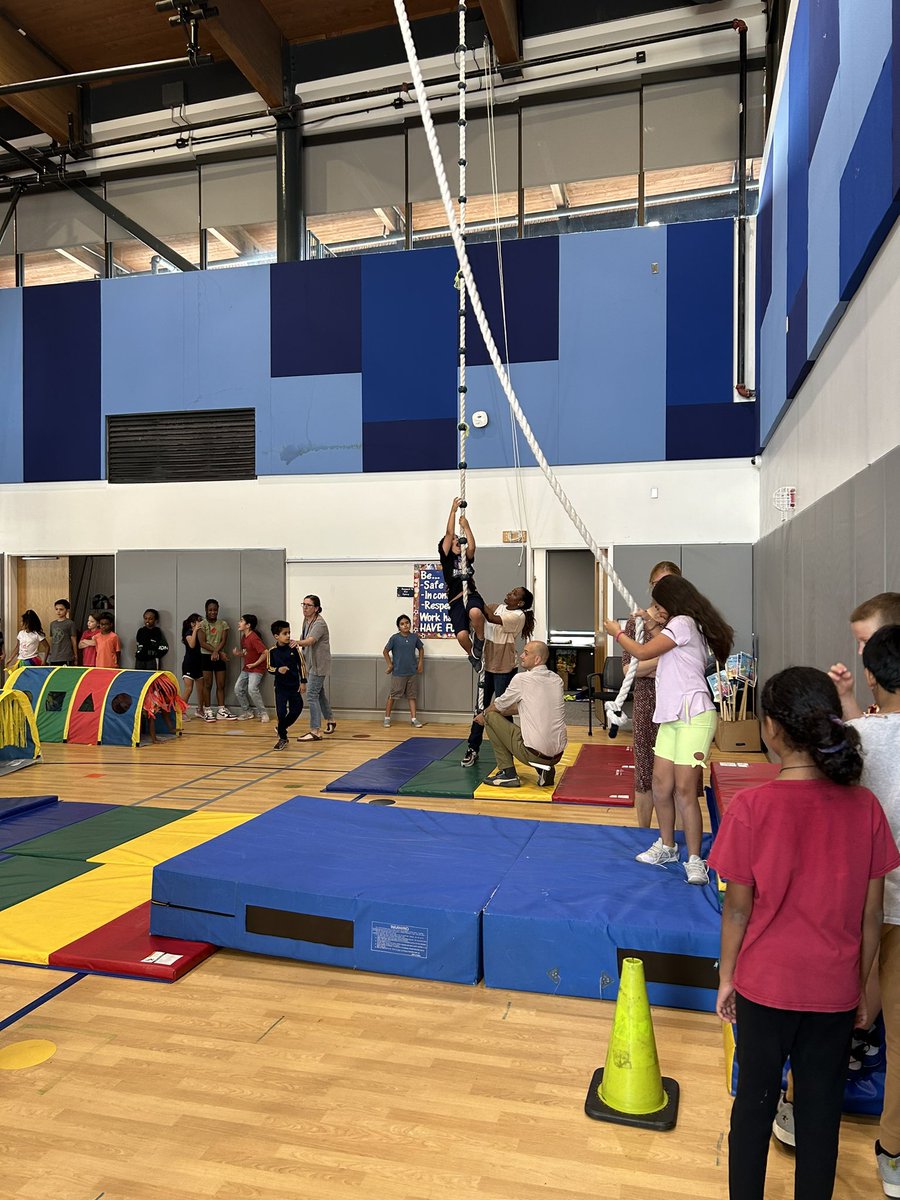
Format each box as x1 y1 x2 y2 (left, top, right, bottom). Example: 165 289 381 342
107 408 256 484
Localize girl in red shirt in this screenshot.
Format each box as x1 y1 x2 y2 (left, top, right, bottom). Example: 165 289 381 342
709 666 900 1200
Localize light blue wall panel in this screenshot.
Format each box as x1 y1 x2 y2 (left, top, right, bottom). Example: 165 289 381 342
190 265 271 410
759 70 791 444
464 361 559 470
807 0 893 357
0 288 23 482
101 273 190 415
262 374 362 475
558 228 666 464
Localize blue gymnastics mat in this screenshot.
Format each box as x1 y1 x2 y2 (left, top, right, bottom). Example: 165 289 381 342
323 738 455 795
483 824 722 1012
0 800 118 851
0 796 58 822
151 796 539 984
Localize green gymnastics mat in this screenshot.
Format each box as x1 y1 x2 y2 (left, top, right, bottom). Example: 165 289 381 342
0 856 98 911
399 740 498 798
6 806 187 861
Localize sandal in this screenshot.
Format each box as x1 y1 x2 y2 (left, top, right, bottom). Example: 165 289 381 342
325 721 337 735
297 731 323 742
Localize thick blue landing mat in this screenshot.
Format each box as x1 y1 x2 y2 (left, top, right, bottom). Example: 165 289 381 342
324 738 454 795
152 795 539 984
483 824 722 1012
0 796 57 822
0 801 118 851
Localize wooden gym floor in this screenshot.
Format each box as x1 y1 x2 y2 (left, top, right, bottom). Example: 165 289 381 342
0 720 876 1199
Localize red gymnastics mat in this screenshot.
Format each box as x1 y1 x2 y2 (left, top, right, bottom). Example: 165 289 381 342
709 761 777 822
49 900 216 982
551 744 635 807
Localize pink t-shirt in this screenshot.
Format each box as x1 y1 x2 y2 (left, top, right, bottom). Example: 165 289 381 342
708 780 900 1012
653 614 713 723
80 629 97 667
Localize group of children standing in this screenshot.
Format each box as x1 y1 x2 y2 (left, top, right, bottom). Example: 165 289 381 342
5 601 123 672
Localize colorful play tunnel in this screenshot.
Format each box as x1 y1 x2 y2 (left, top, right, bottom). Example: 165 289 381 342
4 666 182 747
0 688 40 772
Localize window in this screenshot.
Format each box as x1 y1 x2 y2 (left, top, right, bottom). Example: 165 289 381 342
16 189 105 286
107 172 200 276
201 158 277 270
306 132 405 257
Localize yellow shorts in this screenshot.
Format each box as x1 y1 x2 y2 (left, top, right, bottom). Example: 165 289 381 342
654 708 717 767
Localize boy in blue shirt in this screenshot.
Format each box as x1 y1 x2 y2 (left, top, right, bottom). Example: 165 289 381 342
266 620 304 750
383 614 424 728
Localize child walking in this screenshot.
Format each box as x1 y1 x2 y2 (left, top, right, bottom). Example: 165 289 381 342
267 621 304 750
603 574 732 885
233 614 269 721
709 666 899 1200
383 615 424 728
6 610 48 668
181 613 204 716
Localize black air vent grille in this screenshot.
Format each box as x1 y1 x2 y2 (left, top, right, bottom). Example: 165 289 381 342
107 408 256 484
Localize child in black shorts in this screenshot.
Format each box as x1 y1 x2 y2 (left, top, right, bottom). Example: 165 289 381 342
181 613 203 716
439 496 487 671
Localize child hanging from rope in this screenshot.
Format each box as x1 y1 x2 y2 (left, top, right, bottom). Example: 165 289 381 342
439 496 487 672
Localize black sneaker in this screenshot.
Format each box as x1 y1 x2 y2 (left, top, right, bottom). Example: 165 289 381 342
533 764 556 788
485 767 520 788
273 737 288 751
467 653 484 673
461 747 478 768
471 634 484 661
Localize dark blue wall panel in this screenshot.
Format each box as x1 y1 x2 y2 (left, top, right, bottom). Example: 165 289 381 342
808 0 840 159
785 4 811 399
666 401 757 461
362 416 457 473
465 237 559 367
361 246 457 425
839 57 900 300
23 281 101 482
270 257 361 377
665 220 733 407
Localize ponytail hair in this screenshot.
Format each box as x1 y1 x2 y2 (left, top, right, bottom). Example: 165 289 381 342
520 587 536 641
650 575 733 663
761 666 863 786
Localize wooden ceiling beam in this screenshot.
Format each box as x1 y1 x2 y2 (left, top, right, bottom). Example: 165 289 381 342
0 13 79 143
204 0 287 108
479 0 520 66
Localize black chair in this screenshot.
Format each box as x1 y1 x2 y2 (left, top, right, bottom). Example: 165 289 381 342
586 656 628 736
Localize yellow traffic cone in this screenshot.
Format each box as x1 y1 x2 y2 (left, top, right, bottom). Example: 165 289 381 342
584 956 680 1130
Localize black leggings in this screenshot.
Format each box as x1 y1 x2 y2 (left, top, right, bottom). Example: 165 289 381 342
730 992 855 1200
275 689 303 739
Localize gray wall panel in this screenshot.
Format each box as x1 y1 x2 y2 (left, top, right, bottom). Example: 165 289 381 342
610 545 682 616
425 658 479 713
548 549 595 631
782 519 805 668
682 544 753 656
853 459 886 603
885 446 900 589
331 657 378 710
176 551 242 702
115 551 178 671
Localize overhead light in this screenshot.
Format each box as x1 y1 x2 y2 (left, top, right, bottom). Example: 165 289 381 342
21 555 59 560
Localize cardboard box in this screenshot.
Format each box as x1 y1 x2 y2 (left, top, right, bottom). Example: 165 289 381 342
715 717 762 754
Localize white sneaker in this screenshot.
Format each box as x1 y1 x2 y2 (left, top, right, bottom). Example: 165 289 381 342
685 855 709 885
217 707 237 721
236 711 255 720
772 1095 795 1148
876 1142 900 1197
384 717 391 727
635 838 680 866
202 710 216 723
411 718 424 728
259 712 270 723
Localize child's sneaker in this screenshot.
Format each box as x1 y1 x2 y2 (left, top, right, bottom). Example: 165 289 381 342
202 709 217 723
273 737 288 751
236 711 255 720
772 1095 795 1148
259 712 270 723
411 718 424 728
684 855 709 886
384 717 391 727
849 1023 884 1072
217 707 236 721
876 1141 900 1197
635 838 680 865
461 748 478 768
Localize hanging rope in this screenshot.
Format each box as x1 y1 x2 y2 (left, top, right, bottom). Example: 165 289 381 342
393 0 640 724
456 0 470 605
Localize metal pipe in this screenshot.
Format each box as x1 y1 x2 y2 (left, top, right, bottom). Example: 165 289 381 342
735 20 751 397
0 185 22 246
275 106 302 262
0 55 213 98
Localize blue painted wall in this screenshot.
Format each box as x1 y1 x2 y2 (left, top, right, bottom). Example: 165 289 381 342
1 219 753 483
757 0 900 445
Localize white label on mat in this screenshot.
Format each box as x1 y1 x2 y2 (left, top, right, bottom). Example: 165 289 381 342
141 951 183 965
370 922 428 959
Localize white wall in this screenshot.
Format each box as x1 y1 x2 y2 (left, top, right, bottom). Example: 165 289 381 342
0 459 759 656
758 220 900 537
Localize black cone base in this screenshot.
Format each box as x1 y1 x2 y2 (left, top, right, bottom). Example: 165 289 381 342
584 1067 680 1131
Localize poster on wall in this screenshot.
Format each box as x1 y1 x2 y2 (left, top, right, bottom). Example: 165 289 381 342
413 564 454 638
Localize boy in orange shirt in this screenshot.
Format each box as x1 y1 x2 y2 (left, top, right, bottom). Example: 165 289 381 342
93 612 121 668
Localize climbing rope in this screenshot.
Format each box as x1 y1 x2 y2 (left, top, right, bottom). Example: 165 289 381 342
456 0 469 605
393 0 641 723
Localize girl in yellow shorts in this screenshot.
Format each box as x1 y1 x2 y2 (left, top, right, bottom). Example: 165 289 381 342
604 575 733 885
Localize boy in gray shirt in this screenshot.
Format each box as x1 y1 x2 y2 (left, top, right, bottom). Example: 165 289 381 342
48 599 78 666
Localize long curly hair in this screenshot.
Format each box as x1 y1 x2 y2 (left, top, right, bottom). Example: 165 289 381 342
650 575 733 664
761 667 863 785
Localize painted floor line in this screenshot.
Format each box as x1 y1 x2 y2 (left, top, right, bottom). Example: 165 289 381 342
0 973 86 1034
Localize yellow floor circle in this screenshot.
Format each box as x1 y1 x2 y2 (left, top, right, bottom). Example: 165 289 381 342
0 1039 57 1070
